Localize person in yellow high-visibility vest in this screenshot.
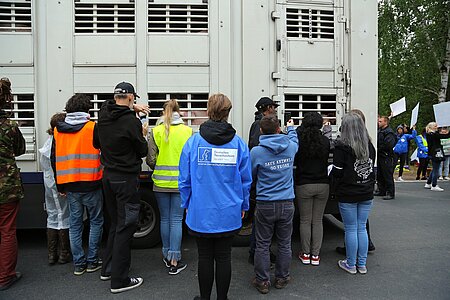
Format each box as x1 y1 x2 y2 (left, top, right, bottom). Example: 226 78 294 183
146 99 192 275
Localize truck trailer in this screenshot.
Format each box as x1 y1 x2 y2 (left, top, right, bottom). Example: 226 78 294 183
0 0 378 247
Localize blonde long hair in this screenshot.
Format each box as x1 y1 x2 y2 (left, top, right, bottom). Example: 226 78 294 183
162 99 180 142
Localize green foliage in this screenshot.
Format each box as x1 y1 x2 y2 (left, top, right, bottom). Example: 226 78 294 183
378 0 450 131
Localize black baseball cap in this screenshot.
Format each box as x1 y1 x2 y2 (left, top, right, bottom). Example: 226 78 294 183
114 82 140 98
255 97 279 110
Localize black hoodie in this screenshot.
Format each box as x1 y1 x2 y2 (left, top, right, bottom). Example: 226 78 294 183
248 112 263 150
199 120 236 145
96 100 148 174
331 141 376 203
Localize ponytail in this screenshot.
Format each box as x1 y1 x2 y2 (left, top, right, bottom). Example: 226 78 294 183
162 99 180 142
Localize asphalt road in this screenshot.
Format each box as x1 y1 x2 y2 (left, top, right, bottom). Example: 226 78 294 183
3 181 450 300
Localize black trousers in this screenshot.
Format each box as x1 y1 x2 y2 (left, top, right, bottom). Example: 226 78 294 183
417 158 429 178
393 153 407 177
196 236 234 300
101 170 140 289
377 155 395 196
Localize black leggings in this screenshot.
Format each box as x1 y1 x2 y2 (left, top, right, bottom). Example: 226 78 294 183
417 158 429 178
394 153 407 177
196 236 234 300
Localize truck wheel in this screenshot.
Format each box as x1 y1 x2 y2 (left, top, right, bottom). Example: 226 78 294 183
132 187 161 249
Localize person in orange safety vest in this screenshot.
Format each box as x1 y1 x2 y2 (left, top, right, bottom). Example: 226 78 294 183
51 94 104 276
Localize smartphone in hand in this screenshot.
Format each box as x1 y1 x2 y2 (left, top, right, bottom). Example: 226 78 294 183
284 112 292 125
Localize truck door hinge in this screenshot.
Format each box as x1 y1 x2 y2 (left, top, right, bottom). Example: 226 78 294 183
272 95 282 102
338 15 349 32
271 11 281 21
272 72 281 80
337 97 347 105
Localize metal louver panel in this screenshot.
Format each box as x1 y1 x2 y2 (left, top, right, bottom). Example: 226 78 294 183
148 3 208 34
74 2 135 34
284 94 337 123
286 8 334 39
147 93 208 127
0 1 32 33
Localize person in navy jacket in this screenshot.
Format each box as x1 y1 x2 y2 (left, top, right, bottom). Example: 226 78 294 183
179 93 252 300
415 128 429 180
393 124 416 181
250 115 298 294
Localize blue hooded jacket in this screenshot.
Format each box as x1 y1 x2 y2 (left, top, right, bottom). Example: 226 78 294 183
393 126 416 154
250 127 298 201
415 134 428 159
179 120 251 234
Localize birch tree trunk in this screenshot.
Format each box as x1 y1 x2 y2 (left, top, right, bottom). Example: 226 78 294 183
438 25 450 103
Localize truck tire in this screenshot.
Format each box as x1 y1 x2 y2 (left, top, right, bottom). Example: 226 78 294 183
132 187 161 249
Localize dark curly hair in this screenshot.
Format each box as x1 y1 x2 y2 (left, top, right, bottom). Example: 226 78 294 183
297 112 327 159
47 112 66 135
0 78 13 109
65 94 92 113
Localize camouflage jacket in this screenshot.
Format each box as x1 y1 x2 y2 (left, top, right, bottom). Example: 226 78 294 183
0 110 26 204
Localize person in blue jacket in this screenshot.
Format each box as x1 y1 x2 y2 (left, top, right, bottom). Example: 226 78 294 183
179 93 252 300
393 124 416 181
415 128 429 180
250 115 298 294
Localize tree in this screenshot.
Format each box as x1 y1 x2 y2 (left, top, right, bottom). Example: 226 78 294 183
378 0 450 130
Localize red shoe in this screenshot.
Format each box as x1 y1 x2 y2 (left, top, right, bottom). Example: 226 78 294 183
311 255 320 266
298 253 310 264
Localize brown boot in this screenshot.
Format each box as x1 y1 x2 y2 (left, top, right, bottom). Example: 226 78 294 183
58 229 71 264
47 229 59 265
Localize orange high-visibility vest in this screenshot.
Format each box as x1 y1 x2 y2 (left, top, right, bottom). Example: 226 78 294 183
54 121 102 184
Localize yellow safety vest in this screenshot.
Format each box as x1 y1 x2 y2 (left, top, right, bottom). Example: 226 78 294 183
151 124 192 189
420 135 428 147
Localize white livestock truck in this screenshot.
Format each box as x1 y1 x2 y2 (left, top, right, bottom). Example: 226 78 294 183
0 0 377 247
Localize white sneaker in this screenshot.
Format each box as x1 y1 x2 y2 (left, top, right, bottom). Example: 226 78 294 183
397 177 404 182
431 186 444 192
444 177 450 181
424 183 432 189
438 176 444 180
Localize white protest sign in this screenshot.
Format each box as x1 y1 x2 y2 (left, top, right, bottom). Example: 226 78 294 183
410 102 419 128
433 102 450 127
390 97 407 117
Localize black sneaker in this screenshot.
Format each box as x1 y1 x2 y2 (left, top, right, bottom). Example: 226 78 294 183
383 193 395 200
163 257 171 268
110 277 143 294
368 240 376 252
100 273 111 281
168 262 187 275
74 264 87 276
0 272 22 291
87 259 102 273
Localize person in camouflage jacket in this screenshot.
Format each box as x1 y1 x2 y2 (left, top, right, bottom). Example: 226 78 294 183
0 77 25 291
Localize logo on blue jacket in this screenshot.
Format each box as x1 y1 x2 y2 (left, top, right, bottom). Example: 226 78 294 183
198 147 237 166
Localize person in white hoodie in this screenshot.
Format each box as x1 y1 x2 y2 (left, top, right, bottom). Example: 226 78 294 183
39 113 71 265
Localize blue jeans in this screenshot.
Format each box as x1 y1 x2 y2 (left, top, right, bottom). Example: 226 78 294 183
155 192 184 262
254 200 294 282
338 200 373 267
427 160 441 187
67 190 104 267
